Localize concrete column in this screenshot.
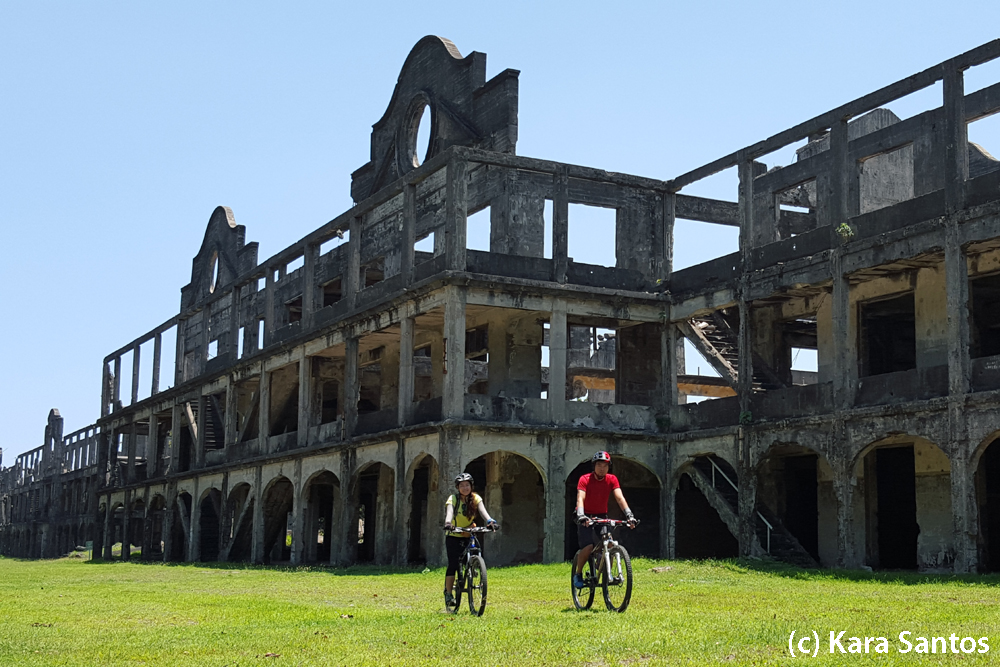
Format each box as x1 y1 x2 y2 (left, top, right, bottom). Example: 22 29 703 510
548 303 568 424
659 192 675 282
290 459 303 565
943 69 968 214
346 217 361 310
375 466 395 565
831 252 855 408
401 183 416 284
251 466 264 564
131 344 141 406
168 403 181 475
228 286 241 361
945 229 970 396
398 316 415 426
302 244 318 328
950 449 977 573
187 479 200 562
442 287 467 419
126 423 137 483
344 337 359 437
258 363 271 451
224 378 238 449
297 353 313 448
336 451 356 565
102 494 113 560
195 393 206 468
121 489 132 562
264 269 276 343
552 168 569 283
445 158 468 272
737 446 758 558
543 435 567 563
113 356 122 413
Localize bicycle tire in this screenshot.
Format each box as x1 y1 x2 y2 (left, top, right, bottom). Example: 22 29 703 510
571 549 596 610
453 560 466 612
601 544 633 612
466 555 488 616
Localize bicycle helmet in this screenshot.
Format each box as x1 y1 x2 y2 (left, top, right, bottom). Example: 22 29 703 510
454 472 474 487
592 451 612 463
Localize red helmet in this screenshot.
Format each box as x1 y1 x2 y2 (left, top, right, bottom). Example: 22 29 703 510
592 451 612 463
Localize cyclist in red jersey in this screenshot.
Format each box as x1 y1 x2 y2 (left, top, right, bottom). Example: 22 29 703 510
572 451 636 588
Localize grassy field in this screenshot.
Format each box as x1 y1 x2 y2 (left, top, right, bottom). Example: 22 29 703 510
0 555 998 666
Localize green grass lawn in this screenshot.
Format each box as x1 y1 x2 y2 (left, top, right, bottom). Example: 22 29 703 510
1 555 998 666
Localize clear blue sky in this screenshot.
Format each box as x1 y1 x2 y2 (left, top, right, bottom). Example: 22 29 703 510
2 1 998 461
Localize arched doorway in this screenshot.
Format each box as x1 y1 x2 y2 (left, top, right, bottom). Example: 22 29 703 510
756 443 839 566
129 498 146 560
563 456 661 560
854 436 952 570
199 489 222 562
301 471 341 564
169 493 192 562
465 451 545 566
407 455 439 564
147 496 166 559
673 457 740 559
351 463 394 564
975 434 1000 572
262 477 294 564
223 483 253 562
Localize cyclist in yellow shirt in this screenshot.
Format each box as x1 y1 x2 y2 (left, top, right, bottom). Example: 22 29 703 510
443 472 497 608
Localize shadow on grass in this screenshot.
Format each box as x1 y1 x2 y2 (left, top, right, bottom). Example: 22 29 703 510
726 557 1000 586
83 557 437 577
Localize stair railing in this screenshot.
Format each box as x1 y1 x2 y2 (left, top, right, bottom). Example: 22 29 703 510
706 457 772 553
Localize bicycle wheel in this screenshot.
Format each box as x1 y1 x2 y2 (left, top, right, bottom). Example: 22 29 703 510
601 544 633 612
466 555 488 616
571 549 596 610
453 560 466 612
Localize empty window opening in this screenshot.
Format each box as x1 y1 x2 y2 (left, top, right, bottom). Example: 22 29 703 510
136 338 154 403
321 277 343 308
237 326 245 359
209 251 220 293
361 257 385 288
567 326 616 402
286 296 303 324
968 113 1000 179
158 325 178 392
257 318 265 350
883 81 942 122
268 364 299 436
672 218 740 272
543 200 553 259
256 277 266 293
465 326 488 395
413 103 432 167
860 292 916 377
414 231 436 257
320 229 349 257
321 380 340 424
285 255 304 275
674 473 739 559
408 460 432 564
235 378 260 443
972 272 1000 358
965 57 1000 97
119 350 135 407
756 138 810 177
466 206 491 252
413 345 433 402
976 437 1000 572
359 348 383 415
859 143 915 214
204 391 226 451
206 339 219 361
568 204 616 267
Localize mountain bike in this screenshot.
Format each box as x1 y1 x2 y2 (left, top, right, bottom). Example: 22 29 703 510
443 525 497 616
571 517 638 613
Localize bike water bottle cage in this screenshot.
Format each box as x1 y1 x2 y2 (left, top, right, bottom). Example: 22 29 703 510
592 451 611 463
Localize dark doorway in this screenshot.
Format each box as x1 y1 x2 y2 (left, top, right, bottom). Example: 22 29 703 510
971 273 1000 359
874 446 918 569
860 293 916 376
262 478 293 564
977 439 1000 572
304 473 339 564
408 462 430 563
674 473 739 559
199 492 221 561
357 471 379 563
782 455 819 560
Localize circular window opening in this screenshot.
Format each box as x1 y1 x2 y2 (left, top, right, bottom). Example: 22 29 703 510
209 251 219 293
409 101 432 168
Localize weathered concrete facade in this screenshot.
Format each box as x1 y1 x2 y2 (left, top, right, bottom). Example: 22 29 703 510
4 37 1000 573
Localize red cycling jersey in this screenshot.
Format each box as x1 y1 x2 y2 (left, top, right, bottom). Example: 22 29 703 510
577 473 620 515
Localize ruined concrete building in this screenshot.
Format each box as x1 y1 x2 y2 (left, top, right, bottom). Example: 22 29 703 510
4 37 1000 573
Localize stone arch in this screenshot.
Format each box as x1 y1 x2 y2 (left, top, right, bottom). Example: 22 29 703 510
109 502 126 559
404 454 439 565
563 455 661 560
222 483 254 562
851 434 952 570
465 450 544 566
973 431 1000 572
198 488 223 562
348 463 395 565
754 442 840 567
300 470 341 564
128 497 146 560
169 493 192 562
261 476 294 564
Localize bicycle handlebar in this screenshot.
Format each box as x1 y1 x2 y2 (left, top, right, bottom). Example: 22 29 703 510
581 517 640 528
443 525 499 533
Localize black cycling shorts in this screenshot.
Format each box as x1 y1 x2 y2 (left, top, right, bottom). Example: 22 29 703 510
445 535 469 576
577 514 608 549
